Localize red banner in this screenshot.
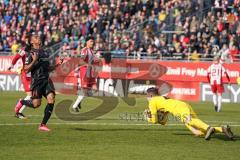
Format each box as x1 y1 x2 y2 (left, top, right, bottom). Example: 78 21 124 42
0 56 23 74
167 81 200 101
1 56 239 83
159 61 240 83
1 56 240 101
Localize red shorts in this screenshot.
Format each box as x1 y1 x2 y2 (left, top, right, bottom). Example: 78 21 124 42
211 84 224 94
79 66 96 89
21 71 31 92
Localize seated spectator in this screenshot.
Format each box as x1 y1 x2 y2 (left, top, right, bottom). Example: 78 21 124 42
112 44 125 58
0 0 239 61
220 44 232 63
61 42 70 56
190 50 200 61
11 39 20 55
0 42 4 52
2 40 9 51
229 45 239 62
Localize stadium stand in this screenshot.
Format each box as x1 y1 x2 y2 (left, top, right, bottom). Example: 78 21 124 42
0 0 239 61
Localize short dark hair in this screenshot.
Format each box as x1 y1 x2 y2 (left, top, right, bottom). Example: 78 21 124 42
103 52 112 64
147 87 159 95
86 36 94 42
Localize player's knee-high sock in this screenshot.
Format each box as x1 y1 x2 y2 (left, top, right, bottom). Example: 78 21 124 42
20 99 34 108
185 124 205 136
214 127 223 133
213 94 217 106
188 118 209 132
41 103 54 125
19 95 31 113
217 94 222 112
72 95 84 109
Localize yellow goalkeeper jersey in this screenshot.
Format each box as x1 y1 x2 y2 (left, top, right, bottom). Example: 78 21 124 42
148 96 193 123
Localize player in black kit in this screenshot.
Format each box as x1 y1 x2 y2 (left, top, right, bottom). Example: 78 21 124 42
15 34 63 131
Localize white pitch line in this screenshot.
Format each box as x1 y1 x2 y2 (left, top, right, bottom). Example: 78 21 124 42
205 120 239 124
0 122 177 126
0 115 44 117
1 122 240 127
0 114 240 124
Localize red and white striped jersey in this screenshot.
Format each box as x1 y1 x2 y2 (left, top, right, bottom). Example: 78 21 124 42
207 63 227 85
80 47 94 64
11 47 31 77
80 47 96 79
11 47 27 66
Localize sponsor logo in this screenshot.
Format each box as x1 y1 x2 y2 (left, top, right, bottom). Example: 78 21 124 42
0 74 22 91
201 83 240 103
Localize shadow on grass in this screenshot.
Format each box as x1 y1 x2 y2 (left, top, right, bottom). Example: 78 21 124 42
73 127 186 132
173 133 192 136
213 134 239 141
72 127 238 141
173 133 239 141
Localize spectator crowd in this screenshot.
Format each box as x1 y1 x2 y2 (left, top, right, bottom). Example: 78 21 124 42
0 0 240 62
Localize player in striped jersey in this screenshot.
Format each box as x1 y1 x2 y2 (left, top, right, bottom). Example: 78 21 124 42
8 44 32 119
72 36 100 112
207 56 230 112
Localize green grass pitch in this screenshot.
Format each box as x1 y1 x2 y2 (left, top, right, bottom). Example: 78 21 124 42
0 91 240 160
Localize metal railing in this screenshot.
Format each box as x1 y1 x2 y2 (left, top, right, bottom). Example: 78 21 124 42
58 49 240 62
2 47 240 63
0 42 63 56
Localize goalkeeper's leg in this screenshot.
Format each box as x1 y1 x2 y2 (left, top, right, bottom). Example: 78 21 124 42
187 118 209 133
185 124 205 136
180 110 210 135
186 115 223 134
184 117 216 140
180 112 208 135
180 105 215 134
180 106 233 139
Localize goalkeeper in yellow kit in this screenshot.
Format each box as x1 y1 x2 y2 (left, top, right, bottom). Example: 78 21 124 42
144 87 234 140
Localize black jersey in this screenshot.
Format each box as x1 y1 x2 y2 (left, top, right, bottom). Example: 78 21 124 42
25 48 50 84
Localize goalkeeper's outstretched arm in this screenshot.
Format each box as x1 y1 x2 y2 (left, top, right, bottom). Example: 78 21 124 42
144 109 158 124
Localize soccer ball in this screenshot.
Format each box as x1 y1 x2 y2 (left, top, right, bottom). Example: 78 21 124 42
157 111 168 125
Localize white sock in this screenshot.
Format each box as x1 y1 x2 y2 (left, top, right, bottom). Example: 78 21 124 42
213 94 217 106
19 95 31 113
72 95 84 109
217 94 222 112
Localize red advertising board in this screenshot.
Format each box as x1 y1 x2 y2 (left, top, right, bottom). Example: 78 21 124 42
167 81 200 101
1 56 240 101
159 61 240 83
1 56 239 82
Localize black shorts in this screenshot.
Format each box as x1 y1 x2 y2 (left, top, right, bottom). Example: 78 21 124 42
31 79 55 99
